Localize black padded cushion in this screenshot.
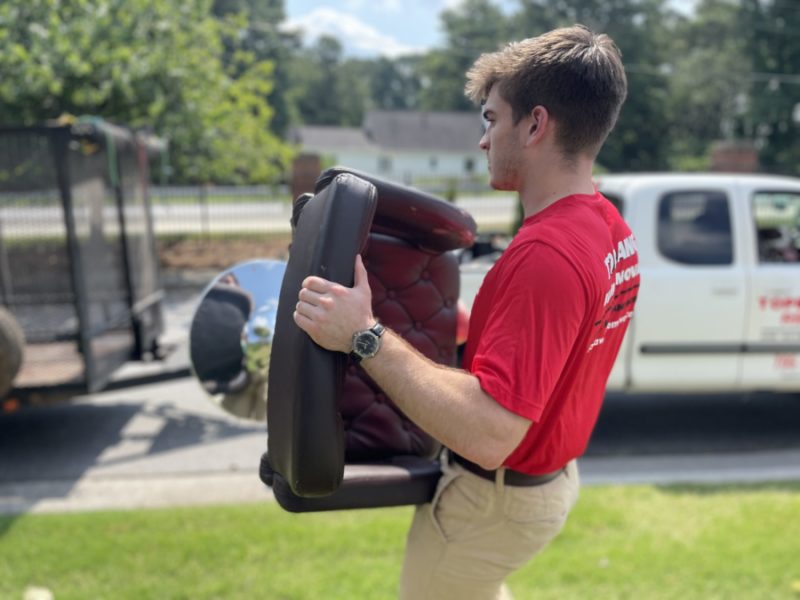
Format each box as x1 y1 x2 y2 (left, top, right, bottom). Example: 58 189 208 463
262 455 442 513
267 173 377 497
316 166 476 254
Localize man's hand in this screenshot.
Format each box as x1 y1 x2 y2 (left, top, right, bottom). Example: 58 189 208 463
293 255 375 353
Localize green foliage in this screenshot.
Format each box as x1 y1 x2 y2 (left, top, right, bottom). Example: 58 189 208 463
211 0 299 136
0 0 293 184
419 0 510 112
665 0 749 170
4 0 798 179
204 60 294 184
511 0 674 172
368 56 423 111
741 0 800 176
281 0 798 176
0 483 798 598
288 36 360 126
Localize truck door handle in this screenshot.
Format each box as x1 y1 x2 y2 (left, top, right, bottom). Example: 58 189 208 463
712 287 739 296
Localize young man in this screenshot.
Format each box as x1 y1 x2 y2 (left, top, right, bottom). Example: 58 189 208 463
293 25 639 600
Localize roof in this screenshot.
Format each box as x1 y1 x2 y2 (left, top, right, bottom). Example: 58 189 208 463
364 110 484 152
291 111 485 155
596 172 800 198
289 126 377 152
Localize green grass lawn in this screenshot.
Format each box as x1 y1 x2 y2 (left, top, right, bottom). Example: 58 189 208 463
1 483 799 599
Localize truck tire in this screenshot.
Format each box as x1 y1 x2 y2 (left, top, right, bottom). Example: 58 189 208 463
0 307 24 398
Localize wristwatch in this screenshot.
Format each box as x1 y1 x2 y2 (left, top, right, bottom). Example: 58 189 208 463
350 322 385 363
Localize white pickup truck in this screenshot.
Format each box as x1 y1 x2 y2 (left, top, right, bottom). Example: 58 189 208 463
462 173 800 394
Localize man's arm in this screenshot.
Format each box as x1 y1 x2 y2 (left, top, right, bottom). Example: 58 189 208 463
293 255 530 470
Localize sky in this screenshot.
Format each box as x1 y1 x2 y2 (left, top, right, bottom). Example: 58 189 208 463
284 0 498 58
284 0 699 59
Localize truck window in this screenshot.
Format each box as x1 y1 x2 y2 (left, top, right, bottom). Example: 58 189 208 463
753 192 800 264
657 191 733 265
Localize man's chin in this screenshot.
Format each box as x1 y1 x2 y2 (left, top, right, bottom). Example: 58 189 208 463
490 179 515 192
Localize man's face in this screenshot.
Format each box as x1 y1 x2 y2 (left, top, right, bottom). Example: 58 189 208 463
479 86 525 192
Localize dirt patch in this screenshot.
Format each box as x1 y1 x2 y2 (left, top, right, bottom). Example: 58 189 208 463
157 236 291 270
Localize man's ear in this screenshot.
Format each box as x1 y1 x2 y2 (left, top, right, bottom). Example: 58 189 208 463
525 106 549 146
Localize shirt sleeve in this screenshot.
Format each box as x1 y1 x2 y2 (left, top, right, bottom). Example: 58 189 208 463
469 242 587 422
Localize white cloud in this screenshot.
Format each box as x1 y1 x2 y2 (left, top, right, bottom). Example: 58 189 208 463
285 7 423 58
344 0 401 12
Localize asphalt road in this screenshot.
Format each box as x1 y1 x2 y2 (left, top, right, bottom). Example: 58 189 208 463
1 372 798 515
1 287 799 515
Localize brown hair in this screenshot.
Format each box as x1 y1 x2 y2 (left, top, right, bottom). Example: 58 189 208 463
465 25 627 158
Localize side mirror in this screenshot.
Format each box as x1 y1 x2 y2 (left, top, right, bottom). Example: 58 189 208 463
189 259 286 421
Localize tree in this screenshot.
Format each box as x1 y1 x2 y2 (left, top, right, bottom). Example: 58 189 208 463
211 0 299 136
287 36 372 127
740 0 800 176
666 0 750 170
288 36 344 126
338 58 374 126
419 0 510 111
368 56 423 111
0 0 293 184
512 0 674 172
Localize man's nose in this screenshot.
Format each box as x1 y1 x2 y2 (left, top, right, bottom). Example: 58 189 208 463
479 131 489 150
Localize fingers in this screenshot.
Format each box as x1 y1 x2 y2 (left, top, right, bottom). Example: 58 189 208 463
293 297 325 340
298 286 324 307
354 255 368 290
294 296 317 320
302 276 331 294
292 263 372 354
292 307 314 330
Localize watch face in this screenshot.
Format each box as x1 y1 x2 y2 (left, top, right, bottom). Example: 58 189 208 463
354 332 379 357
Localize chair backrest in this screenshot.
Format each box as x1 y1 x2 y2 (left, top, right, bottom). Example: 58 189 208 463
264 167 476 510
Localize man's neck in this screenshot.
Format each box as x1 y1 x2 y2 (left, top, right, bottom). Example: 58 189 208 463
517 158 596 220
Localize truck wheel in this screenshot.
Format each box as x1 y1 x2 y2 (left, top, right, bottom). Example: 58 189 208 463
0 307 24 398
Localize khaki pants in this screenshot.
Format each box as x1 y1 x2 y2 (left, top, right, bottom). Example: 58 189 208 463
399 456 579 600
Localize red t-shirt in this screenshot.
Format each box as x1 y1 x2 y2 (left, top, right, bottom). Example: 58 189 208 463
462 191 639 474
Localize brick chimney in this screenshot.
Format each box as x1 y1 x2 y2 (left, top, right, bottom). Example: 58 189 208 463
710 141 759 173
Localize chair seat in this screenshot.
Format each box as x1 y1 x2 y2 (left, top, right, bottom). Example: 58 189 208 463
263 453 442 512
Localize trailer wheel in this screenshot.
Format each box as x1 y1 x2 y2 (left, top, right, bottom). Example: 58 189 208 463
0 307 24 398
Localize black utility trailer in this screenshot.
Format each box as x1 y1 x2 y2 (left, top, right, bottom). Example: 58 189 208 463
0 119 166 403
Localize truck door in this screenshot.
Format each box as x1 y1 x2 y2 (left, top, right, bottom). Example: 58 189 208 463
743 190 800 390
629 187 747 391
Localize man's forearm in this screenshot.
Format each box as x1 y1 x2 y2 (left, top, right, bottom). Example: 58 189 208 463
360 330 529 470
292 258 529 468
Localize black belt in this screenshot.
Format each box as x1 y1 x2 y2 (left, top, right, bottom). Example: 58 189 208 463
451 453 565 487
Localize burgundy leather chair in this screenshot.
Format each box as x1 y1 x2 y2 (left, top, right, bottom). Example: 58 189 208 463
262 167 476 512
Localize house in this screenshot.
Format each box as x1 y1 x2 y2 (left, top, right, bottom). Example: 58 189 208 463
290 110 487 184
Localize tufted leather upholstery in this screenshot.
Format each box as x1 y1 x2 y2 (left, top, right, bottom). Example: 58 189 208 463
342 234 460 462
264 167 476 511
316 167 476 254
